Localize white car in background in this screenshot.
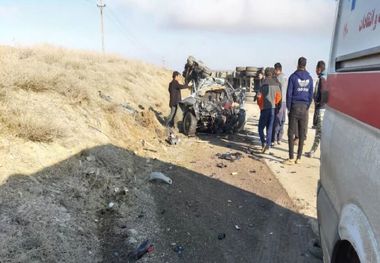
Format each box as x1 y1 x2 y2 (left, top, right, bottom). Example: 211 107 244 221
318 0 380 262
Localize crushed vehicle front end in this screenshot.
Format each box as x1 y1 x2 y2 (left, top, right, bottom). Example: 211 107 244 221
179 75 246 136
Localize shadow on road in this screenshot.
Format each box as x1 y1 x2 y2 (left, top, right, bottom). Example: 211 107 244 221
0 144 321 262
194 115 289 164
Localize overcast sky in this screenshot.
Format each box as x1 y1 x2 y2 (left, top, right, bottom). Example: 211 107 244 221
0 0 337 76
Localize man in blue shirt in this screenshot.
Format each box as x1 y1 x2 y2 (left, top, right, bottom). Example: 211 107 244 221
284 57 314 165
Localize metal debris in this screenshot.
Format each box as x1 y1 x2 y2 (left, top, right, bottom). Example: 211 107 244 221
216 163 227 168
127 240 154 261
149 172 173 185
167 131 180 145
216 152 243 162
218 233 226 240
86 155 96 162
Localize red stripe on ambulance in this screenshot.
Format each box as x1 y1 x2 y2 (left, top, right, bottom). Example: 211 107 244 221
327 73 380 129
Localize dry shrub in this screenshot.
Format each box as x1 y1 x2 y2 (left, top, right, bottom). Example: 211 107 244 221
18 49 35 60
15 77 51 93
0 44 172 145
107 111 131 132
134 110 165 138
0 104 64 143
15 116 63 143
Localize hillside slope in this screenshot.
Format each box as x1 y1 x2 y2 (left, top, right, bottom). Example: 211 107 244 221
0 45 175 182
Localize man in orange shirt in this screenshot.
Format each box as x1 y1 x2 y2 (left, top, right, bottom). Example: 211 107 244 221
257 67 282 153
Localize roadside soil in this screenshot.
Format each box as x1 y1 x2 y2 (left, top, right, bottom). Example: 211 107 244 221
0 103 321 263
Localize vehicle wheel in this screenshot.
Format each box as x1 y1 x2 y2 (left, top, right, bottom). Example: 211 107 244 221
246 66 258 72
183 111 197 136
236 66 245 72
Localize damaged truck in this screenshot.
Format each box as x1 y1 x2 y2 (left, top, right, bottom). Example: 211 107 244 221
179 56 246 136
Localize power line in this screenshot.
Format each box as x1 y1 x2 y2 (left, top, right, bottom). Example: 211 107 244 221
106 6 163 61
97 0 106 53
81 0 164 63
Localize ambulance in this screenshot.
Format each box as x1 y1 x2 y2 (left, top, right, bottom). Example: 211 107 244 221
318 0 380 262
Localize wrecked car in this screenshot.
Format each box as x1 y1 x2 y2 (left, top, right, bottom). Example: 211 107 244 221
179 56 246 136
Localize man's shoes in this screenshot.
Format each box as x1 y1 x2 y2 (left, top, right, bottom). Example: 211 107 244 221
261 145 269 154
305 151 315 158
271 143 275 147
295 158 302 164
277 141 281 145
283 159 295 165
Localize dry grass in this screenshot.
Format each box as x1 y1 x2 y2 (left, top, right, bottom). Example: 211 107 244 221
0 45 171 144
0 99 63 143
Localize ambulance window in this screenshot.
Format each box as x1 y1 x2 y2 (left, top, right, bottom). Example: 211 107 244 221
336 46 380 72
332 1 380 73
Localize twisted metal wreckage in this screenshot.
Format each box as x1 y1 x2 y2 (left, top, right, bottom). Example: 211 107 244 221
179 56 247 136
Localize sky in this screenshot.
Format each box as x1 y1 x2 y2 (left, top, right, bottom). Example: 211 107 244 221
0 0 338 76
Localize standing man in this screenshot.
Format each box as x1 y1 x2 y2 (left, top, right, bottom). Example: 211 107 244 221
253 69 265 102
305 61 327 157
272 63 287 145
166 71 188 128
284 57 314 165
257 67 282 153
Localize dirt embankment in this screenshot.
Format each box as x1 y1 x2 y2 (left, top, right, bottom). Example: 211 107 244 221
0 45 175 183
0 45 178 262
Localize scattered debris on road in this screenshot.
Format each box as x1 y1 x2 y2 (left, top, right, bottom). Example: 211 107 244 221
216 152 243 162
149 172 173 185
173 245 185 256
218 233 226 240
166 130 180 145
308 238 323 259
86 155 96 162
216 163 227 168
127 240 154 261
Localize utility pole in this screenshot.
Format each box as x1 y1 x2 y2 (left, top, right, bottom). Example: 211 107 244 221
97 0 106 53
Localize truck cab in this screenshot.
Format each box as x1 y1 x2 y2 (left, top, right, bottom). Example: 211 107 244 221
318 0 380 262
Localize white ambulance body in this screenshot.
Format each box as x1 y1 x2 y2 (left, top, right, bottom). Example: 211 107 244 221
318 0 380 262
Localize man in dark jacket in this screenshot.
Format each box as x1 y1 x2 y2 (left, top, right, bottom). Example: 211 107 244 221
284 57 314 165
166 71 188 128
257 67 282 153
272 62 288 145
305 61 327 157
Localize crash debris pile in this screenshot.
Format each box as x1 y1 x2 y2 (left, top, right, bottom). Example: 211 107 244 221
179 56 247 136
